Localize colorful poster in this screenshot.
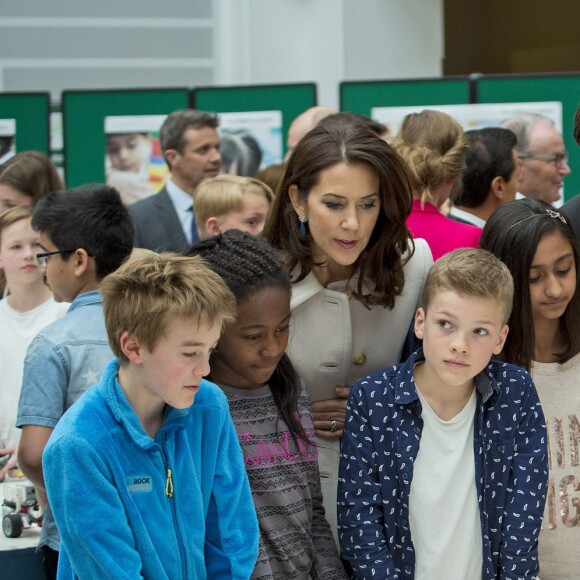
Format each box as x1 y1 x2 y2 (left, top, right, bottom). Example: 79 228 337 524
371 101 563 138
372 101 566 203
0 119 16 164
218 110 283 177
104 115 169 204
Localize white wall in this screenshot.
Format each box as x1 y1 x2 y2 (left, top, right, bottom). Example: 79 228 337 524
343 0 444 81
0 0 444 109
215 0 444 109
0 1 215 98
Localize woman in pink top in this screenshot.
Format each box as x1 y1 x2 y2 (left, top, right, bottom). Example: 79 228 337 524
394 109 482 260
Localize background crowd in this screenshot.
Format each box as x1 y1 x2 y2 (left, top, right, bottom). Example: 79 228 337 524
0 102 579 580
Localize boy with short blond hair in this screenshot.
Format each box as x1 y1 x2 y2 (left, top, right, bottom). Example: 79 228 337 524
43 251 259 579
194 174 273 238
338 248 548 580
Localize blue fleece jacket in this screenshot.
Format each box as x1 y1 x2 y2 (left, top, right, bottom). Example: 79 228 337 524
43 359 259 579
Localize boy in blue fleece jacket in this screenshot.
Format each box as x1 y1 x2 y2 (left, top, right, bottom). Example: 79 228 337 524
338 249 548 579
43 251 259 579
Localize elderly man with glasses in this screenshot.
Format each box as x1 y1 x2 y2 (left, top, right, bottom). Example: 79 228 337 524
503 113 571 205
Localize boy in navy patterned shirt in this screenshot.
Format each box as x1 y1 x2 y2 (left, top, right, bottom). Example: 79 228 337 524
338 248 548 580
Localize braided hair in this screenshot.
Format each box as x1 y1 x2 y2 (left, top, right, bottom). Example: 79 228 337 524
187 229 308 444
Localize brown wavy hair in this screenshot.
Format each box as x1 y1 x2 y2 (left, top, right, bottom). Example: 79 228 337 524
262 120 414 308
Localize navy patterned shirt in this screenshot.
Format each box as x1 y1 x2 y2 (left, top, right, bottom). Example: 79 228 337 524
338 350 548 580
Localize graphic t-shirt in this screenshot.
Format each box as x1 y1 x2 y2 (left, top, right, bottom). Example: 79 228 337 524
218 382 347 580
533 352 580 580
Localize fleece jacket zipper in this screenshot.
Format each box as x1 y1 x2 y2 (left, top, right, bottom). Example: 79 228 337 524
161 430 187 579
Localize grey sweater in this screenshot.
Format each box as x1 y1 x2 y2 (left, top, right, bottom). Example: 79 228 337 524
218 382 347 580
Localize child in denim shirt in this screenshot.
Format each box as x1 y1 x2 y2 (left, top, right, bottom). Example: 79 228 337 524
338 249 548 579
16 184 134 578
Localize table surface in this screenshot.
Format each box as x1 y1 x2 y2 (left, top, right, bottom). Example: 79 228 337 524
0 478 42 551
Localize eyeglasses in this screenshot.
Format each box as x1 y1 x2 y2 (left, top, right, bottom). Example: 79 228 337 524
36 249 76 268
518 151 569 167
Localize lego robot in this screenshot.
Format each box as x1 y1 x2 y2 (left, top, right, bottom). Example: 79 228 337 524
2 482 43 538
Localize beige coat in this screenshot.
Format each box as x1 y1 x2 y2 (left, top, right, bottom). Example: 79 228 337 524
287 238 433 540
288 238 432 400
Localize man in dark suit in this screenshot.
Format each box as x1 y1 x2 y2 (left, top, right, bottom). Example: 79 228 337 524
129 109 221 252
449 127 521 227
562 103 580 241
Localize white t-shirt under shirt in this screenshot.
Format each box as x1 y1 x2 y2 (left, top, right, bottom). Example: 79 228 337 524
0 296 68 447
409 387 482 580
532 352 580 580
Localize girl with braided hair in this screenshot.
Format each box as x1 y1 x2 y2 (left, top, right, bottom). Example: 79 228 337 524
187 229 347 580
393 109 482 260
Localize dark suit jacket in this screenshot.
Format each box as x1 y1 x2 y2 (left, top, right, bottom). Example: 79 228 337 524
563 194 580 243
129 186 189 253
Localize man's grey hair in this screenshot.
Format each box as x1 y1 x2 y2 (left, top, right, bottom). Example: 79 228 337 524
502 113 555 156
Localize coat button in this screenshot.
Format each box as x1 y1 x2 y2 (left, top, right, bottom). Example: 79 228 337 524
352 353 367 365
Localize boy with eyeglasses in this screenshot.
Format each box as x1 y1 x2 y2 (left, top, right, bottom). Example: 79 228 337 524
16 183 133 579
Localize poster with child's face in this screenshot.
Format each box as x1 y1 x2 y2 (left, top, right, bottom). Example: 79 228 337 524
104 115 169 204
218 111 283 177
0 119 16 164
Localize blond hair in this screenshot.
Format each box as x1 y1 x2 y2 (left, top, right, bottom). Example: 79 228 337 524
100 251 236 363
0 206 33 246
0 207 35 292
194 175 273 236
393 110 467 204
421 248 514 323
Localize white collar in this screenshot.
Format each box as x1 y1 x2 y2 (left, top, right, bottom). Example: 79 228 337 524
165 179 194 212
449 207 486 228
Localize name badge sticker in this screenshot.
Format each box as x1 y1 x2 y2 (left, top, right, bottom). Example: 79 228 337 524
126 475 153 493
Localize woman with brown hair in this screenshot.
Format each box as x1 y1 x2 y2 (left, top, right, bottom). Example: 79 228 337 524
263 120 433 536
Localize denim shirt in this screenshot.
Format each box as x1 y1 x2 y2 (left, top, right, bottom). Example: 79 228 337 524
17 290 114 551
338 350 548 580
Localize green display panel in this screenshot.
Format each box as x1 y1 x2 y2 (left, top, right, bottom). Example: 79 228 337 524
191 83 317 156
340 77 471 117
63 88 189 187
477 73 580 202
0 92 50 154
